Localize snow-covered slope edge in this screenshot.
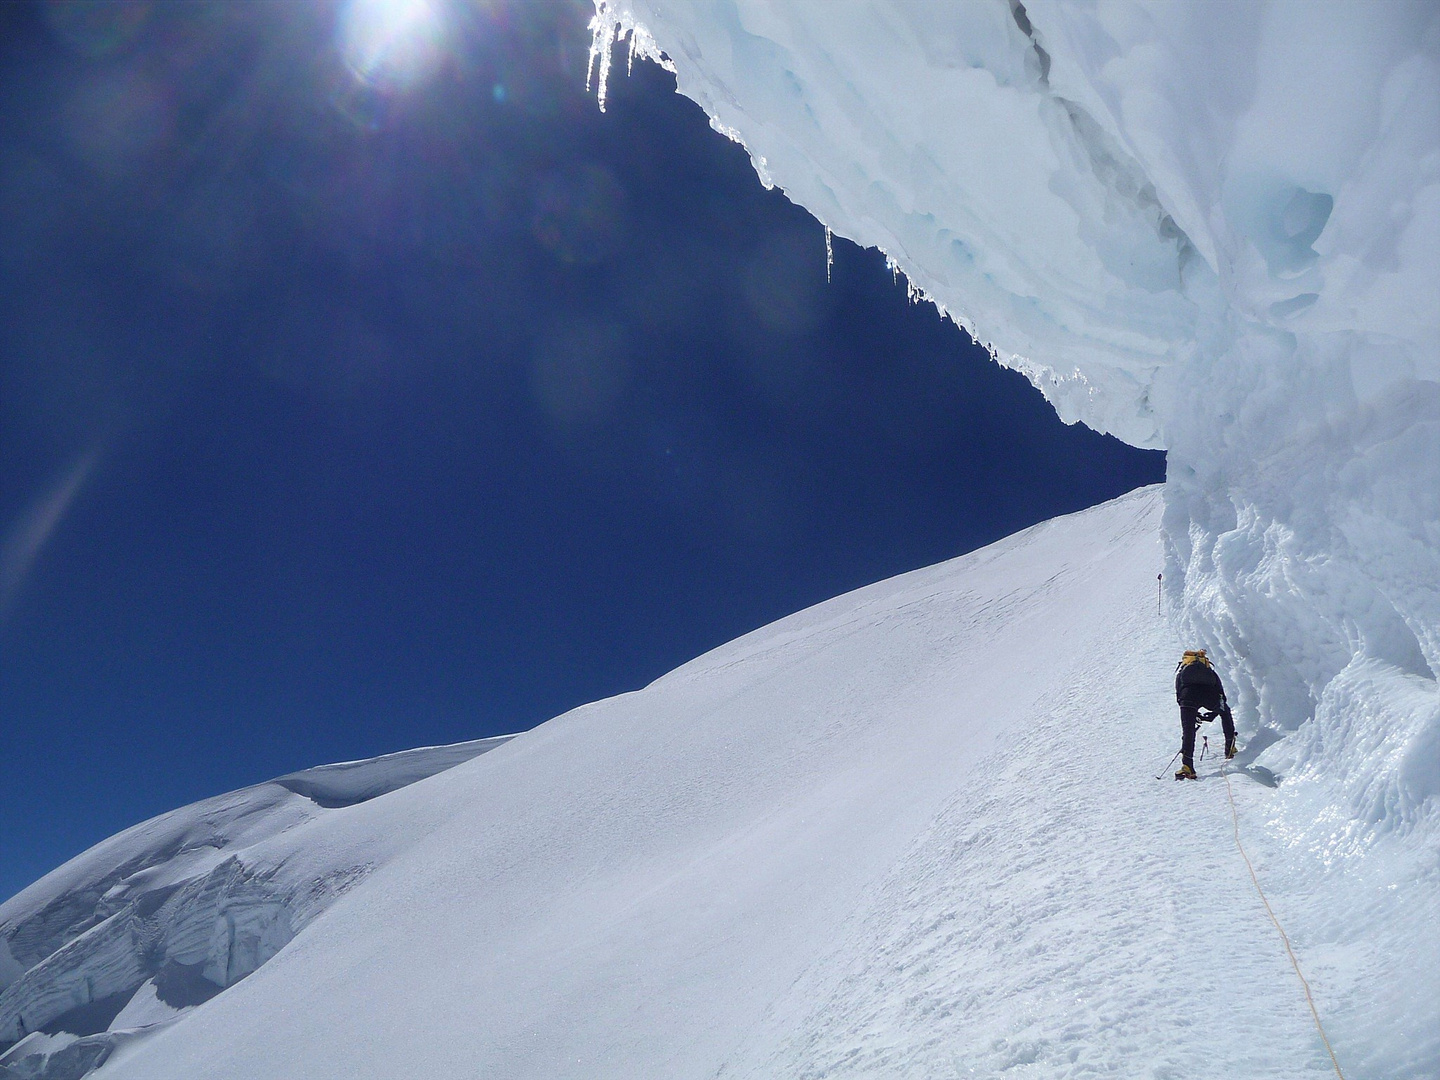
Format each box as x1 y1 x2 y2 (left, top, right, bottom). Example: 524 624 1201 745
586 0 1440 851
0 736 512 1076
14 486 1425 1079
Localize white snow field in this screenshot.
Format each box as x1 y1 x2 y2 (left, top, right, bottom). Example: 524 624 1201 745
4 488 1435 1078
588 0 1440 869
5 2 1438 1076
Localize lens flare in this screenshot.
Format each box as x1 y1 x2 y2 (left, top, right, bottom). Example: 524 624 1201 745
531 164 625 265
63 67 174 180
43 0 153 59
0 450 101 623
339 0 448 93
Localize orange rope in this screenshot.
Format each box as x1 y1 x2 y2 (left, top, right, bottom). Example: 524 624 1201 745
1222 767 1346 1079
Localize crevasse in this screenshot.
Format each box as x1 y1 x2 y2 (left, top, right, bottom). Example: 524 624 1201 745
588 0 1440 843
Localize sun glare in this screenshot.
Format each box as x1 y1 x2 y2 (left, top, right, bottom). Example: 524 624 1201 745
339 0 449 92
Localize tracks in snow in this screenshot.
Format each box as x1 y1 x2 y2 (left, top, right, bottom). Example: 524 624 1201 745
722 597 1340 1079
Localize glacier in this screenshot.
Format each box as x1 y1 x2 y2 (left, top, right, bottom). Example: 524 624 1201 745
586 0 1440 854
3 2 1438 1076
2 488 1434 1078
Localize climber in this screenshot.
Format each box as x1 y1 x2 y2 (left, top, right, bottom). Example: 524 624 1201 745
1173 649 1236 780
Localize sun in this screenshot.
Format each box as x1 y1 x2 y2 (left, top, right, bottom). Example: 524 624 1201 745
339 0 450 93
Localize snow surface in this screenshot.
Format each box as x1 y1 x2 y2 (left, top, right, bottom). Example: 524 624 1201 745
6 4 1438 1074
0 736 510 1067
587 0 1440 855
3 488 1432 1078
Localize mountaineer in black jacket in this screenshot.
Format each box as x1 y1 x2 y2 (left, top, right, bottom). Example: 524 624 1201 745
1174 649 1237 779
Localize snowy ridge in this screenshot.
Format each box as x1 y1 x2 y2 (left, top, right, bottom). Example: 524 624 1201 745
0 737 510 1075
0 486 1428 1078
586 0 1440 849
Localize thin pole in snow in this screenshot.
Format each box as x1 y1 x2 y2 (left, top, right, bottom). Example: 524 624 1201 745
1157 572 1162 616
1154 749 1183 780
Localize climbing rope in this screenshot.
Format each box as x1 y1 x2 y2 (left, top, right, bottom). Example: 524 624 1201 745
1222 767 1347 1079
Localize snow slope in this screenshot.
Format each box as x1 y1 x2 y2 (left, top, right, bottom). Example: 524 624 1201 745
587 0 1440 852
5 487 1431 1078
0 737 511 1071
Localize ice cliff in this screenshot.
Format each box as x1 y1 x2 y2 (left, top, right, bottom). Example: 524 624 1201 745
0 737 510 1074
588 0 1440 844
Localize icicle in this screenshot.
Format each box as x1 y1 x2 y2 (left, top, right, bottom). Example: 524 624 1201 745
824 227 833 283
586 2 675 114
586 4 620 112
881 249 938 305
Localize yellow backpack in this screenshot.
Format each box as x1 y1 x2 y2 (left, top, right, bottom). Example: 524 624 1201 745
1179 649 1211 669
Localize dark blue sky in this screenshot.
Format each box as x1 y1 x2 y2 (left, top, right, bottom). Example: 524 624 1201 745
0 0 1162 902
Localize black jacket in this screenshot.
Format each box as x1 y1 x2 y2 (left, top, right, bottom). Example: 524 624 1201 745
1176 660 1227 710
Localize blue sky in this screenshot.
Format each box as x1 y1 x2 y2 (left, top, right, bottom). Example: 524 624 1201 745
0 0 1162 902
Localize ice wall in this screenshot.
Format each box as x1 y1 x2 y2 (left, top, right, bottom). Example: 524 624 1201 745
590 0 1440 838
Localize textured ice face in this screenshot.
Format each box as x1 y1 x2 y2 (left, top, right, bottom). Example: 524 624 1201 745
0 736 511 1068
590 0 1440 836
